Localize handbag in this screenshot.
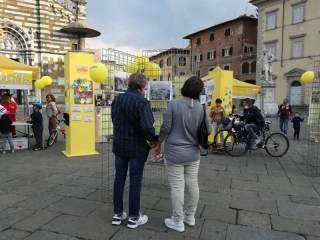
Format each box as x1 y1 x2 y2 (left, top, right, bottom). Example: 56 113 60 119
197 105 209 149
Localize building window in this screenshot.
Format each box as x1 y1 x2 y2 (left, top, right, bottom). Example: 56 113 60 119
195 53 202 63
159 60 164 68
167 57 172 66
266 11 277 30
71 43 78 50
251 61 256 73
292 3 305 24
242 62 250 74
194 55 197 62
209 33 214 41
180 72 185 76
200 54 203 62
291 37 304 58
225 28 231 37
223 64 231 70
196 37 201 45
168 73 171 81
244 46 254 54
207 50 216 60
160 75 163 81
264 42 277 58
179 56 186 66
222 47 233 57
196 70 200 78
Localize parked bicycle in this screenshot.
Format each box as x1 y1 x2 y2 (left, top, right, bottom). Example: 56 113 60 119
47 115 65 147
222 118 289 157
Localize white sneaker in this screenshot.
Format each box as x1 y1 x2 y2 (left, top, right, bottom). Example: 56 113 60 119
112 212 127 226
127 214 148 229
164 218 185 232
184 216 195 226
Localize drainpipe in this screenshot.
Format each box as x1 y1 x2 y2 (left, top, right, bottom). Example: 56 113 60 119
35 0 42 101
280 0 285 68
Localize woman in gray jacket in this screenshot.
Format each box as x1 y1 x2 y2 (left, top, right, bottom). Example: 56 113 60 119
157 76 210 232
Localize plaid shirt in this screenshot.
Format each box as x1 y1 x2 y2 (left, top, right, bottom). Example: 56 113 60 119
111 89 158 157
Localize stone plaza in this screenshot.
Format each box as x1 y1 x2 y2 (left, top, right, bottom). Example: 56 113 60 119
0 120 319 240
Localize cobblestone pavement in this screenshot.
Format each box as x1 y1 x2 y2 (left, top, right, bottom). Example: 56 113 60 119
0 120 320 240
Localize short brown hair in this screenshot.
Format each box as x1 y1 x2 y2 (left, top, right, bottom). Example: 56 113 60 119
128 73 147 90
46 94 56 102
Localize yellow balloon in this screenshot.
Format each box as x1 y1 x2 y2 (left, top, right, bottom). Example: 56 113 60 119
35 79 45 89
90 63 108 83
41 76 53 86
145 62 161 80
134 52 149 70
126 62 139 74
301 71 315 84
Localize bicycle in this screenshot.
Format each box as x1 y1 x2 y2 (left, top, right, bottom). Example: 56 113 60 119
223 119 289 157
47 116 65 147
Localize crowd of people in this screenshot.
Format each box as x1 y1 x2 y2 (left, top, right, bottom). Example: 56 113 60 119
0 93 58 153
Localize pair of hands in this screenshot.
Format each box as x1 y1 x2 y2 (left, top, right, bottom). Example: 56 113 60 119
149 141 161 158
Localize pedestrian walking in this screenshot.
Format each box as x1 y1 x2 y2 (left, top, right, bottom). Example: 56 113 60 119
0 114 14 154
30 103 43 150
111 73 158 229
1 93 17 137
45 94 58 138
156 76 210 232
209 98 225 148
292 113 304 140
278 98 292 135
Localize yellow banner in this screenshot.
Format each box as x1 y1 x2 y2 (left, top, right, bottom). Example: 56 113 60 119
0 69 33 89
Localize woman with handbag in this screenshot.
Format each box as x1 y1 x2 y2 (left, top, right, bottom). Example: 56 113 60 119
155 76 210 232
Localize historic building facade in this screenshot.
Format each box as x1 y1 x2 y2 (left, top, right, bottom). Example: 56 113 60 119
183 15 258 84
251 0 320 107
149 48 191 81
0 0 87 103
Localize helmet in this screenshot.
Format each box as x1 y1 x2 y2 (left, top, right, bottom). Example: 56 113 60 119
32 102 43 109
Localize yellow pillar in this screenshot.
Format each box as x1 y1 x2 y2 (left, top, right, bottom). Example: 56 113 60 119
63 52 98 157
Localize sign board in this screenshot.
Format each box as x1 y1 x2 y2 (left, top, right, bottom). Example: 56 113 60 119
0 69 33 90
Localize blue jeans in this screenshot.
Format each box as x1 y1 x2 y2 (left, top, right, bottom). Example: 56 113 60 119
113 153 147 218
279 117 289 134
245 123 258 147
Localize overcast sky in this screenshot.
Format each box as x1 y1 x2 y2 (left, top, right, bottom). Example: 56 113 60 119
86 0 256 54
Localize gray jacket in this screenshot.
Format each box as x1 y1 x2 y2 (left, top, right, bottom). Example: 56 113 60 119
46 102 58 118
159 98 211 165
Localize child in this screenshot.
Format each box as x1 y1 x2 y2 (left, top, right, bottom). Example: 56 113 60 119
30 103 43 151
0 114 14 154
210 98 225 147
291 113 304 140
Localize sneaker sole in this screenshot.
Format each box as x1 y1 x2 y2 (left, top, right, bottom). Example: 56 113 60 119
164 222 185 232
183 221 195 227
112 221 122 226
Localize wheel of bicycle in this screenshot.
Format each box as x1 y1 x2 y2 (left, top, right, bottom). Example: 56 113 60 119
213 129 230 146
47 131 58 147
224 132 247 157
265 132 289 157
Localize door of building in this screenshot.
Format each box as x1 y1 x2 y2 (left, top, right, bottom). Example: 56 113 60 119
290 81 302 105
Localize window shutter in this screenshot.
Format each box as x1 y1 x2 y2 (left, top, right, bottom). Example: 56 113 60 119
230 47 233 56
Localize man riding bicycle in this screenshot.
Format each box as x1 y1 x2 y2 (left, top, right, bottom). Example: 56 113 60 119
238 98 265 149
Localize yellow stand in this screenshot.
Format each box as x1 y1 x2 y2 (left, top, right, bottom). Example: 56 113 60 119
207 67 233 143
63 52 98 157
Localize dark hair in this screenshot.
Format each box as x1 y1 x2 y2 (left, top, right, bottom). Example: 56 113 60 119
46 94 56 102
1 114 10 120
181 76 204 100
215 98 222 104
128 73 147 90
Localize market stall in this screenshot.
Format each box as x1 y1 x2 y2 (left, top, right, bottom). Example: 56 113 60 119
0 56 39 150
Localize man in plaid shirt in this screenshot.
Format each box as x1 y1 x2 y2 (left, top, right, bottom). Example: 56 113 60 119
111 73 158 229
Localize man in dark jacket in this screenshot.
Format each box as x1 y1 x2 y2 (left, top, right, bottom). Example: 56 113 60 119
241 98 265 149
30 103 43 150
111 73 158 229
278 98 292 135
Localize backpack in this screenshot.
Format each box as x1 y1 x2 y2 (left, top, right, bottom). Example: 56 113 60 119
197 105 209 149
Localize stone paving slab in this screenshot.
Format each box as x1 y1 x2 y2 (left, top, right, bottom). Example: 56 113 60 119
47 197 101 217
238 210 271 230
0 208 35 230
24 230 79 240
43 214 118 240
226 224 305 240
199 219 228 240
13 210 60 232
230 196 277 215
0 229 29 240
277 199 320 221
271 215 320 236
